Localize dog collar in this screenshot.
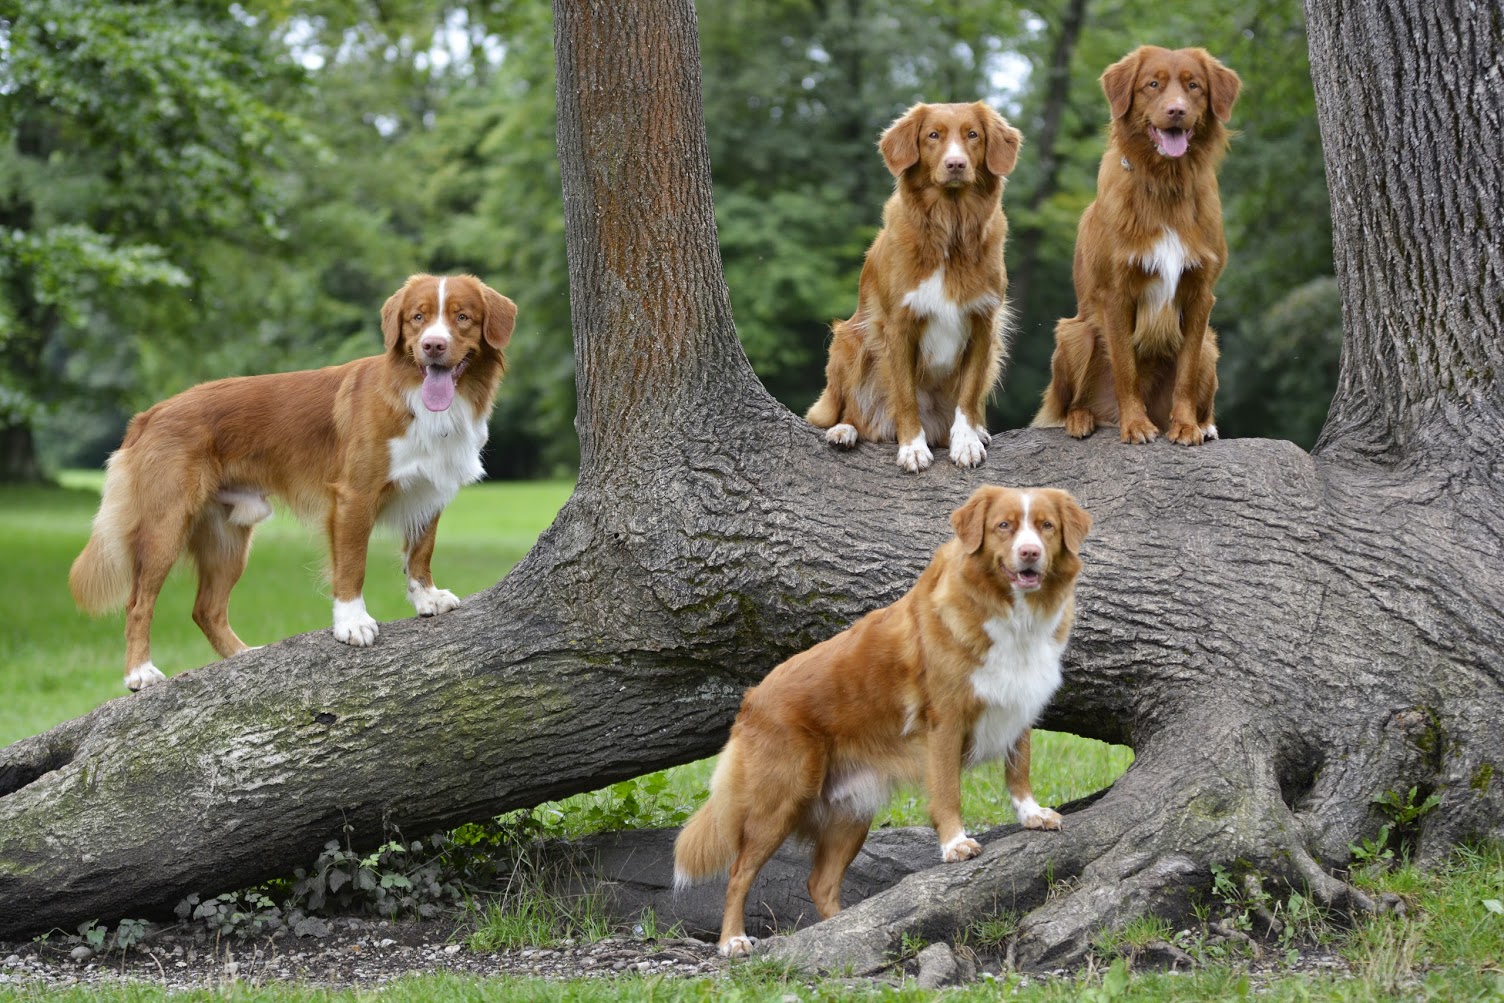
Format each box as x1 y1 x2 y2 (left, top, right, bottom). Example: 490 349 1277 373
1120 156 1133 172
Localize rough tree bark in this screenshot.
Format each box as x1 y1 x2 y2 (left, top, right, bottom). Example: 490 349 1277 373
1 0 1499 977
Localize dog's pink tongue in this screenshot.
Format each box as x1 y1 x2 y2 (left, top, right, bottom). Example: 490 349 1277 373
421 367 455 412
1158 128 1190 158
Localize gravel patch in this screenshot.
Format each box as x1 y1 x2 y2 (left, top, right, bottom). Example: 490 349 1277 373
0 916 729 992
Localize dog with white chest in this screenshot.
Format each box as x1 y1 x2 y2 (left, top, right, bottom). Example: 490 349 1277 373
806 102 1023 472
70 273 515 690
673 485 1090 957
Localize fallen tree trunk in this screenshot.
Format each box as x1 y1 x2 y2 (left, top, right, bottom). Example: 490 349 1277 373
2 0 1500 974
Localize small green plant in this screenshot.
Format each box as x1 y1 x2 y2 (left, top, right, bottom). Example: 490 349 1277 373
1080 956 1131 1002
112 917 149 951
1350 786 1443 877
963 911 1019 950
77 919 107 952
892 930 929 964
1091 915 1178 962
630 907 681 941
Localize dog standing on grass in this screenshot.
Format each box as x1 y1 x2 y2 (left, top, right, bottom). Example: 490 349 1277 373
806 102 1023 472
70 274 516 690
1033 46 1241 445
673 485 1091 957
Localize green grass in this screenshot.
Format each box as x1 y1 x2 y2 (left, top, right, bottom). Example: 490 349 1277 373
0 476 575 746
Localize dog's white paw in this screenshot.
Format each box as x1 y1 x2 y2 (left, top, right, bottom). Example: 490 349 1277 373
896 433 932 473
948 422 988 468
719 935 757 958
1201 423 1219 441
125 662 166 691
825 423 858 448
409 582 461 617
973 423 992 446
332 598 380 647
941 833 982 862
1014 797 1063 831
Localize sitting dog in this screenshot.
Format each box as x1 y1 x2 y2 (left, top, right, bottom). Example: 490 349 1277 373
1033 46 1240 445
70 274 516 690
673 485 1091 957
806 102 1023 472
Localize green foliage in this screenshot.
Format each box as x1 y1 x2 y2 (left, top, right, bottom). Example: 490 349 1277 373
1350 785 1445 878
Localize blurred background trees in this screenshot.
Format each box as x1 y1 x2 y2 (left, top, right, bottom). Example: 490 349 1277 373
0 0 1338 482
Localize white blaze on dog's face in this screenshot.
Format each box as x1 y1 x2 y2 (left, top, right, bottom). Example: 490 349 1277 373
951 486 1092 594
1101 45 1241 159
380 274 517 413
879 101 1023 189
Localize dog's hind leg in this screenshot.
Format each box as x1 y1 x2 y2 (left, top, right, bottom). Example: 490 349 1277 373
719 797 802 958
123 511 192 691
806 811 871 919
189 508 255 658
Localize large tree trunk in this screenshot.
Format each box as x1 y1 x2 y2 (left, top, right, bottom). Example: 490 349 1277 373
1000 0 1089 330
1 0 1499 977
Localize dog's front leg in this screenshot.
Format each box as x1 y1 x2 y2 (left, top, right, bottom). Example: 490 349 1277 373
881 313 932 472
1166 284 1217 446
328 486 381 646
925 725 981 861
1100 295 1158 443
404 514 461 617
948 312 1002 467
1005 729 1063 830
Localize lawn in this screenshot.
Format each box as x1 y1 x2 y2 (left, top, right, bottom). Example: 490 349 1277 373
0 475 576 745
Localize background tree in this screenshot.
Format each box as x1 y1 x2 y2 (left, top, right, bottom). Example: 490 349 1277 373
2 0 1499 979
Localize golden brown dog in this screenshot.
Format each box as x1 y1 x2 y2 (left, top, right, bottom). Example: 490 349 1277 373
673 485 1091 957
806 102 1022 472
70 274 516 690
1033 46 1240 445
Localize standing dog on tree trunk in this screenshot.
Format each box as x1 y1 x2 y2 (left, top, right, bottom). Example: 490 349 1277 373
1033 46 1240 445
673 485 1090 957
69 274 516 690
806 102 1022 472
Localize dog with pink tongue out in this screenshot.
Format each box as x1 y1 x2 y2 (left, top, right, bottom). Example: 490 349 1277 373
70 273 515 690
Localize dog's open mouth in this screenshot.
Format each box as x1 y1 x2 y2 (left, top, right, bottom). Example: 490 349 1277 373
420 357 470 412
1007 567 1043 591
1149 126 1191 158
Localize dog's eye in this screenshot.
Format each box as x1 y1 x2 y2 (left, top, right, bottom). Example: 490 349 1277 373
968 130 978 139
997 521 1010 531
1188 80 1199 90
456 313 468 322
928 131 940 140
413 312 424 323
1041 520 1055 531
1147 80 1159 89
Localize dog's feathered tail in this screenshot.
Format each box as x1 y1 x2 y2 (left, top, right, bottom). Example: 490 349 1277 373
672 743 741 891
69 449 137 614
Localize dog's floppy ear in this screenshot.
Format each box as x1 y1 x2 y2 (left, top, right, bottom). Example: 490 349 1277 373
381 278 414 353
1051 489 1093 556
980 103 1023 178
950 488 993 555
481 284 518 352
879 105 925 177
1101 48 1143 120
1198 49 1242 122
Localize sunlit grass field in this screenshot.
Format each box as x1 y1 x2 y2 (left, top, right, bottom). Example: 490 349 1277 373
0 475 576 745
0 474 1131 829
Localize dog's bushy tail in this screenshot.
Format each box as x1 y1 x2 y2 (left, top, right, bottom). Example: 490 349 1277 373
672 745 741 890
69 449 137 614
